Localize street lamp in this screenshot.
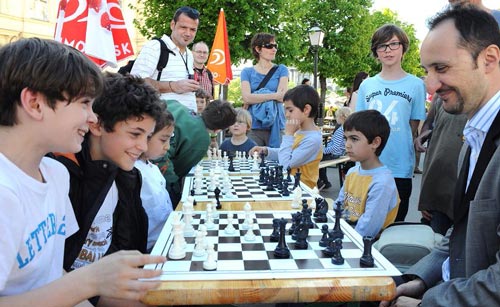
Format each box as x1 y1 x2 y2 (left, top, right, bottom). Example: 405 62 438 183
308 23 325 124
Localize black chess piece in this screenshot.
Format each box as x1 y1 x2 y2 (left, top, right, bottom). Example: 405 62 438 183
314 198 328 223
228 155 235 172
213 186 222 210
273 218 290 258
286 166 292 182
259 151 266 168
330 201 344 240
270 218 280 242
294 221 309 249
282 180 290 196
313 197 323 217
190 189 197 206
360 236 375 267
319 224 329 247
291 212 302 240
331 238 345 265
288 212 298 235
293 169 301 189
259 168 266 183
323 236 335 257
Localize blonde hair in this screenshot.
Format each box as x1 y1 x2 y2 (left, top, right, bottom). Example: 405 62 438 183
235 108 252 129
335 106 352 120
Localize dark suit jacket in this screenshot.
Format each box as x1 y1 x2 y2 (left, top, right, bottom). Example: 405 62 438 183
406 110 500 306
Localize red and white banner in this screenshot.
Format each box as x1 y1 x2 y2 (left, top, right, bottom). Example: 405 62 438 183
54 0 134 68
207 8 233 85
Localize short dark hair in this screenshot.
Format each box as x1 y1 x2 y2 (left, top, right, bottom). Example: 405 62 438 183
250 33 275 60
154 108 175 134
93 73 165 132
370 24 409 58
343 110 390 156
201 99 237 131
283 85 320 119
195 88 210 100
173 6 199 22
301 78 310 85
0 38 103 126
427 6 500 63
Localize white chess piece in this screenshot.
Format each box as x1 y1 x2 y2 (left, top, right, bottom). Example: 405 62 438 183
242 202 252 230
193 230 207 257
168 220 186 260
203 244 217 271
205 204 215 229
291 186 302 209
244 219 256 241
224 213 236 235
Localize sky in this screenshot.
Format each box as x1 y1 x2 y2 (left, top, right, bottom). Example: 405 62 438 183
372 0 499 42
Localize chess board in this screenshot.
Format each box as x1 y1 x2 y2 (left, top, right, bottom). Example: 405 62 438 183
189 159 279 175
181 175 315 203
147 210 401 281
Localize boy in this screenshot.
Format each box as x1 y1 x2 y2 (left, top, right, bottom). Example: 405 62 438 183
135 109 175 251
157 99 236 207
335 110 399 238
355 24 426 222
250 85 323 189
0 38 164 305
220 108 257 156
195 88 210 115
55 73 165 305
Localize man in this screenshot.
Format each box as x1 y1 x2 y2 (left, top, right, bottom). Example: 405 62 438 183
381 7 500 307
414 0 500 236
131 6 200 112
193 41 214 99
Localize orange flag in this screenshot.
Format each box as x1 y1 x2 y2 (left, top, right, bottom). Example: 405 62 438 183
207 8 233 85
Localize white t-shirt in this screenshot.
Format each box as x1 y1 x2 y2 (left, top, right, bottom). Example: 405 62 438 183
131 35 196 112
135 160 173 250
71 182 118 269
0 155 78 295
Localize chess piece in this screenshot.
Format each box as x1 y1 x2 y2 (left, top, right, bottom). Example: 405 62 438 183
294 221 309 249
244 219 256 241
293 169 301 189
168 230 186 260
282 180 290 196
330 201 344 240
290 186 302 209
259 151 266 168
314 198 328 223
203 244 217 271
270 218 280 242
214 186 222 209
273 218 290 258
331 238 345 265
204 205 215 229
286 166 292 182
360 236 375 268
224 213 236 235
319 224 329 247
193 230 207 257
190 189 197 206
228 155 235 172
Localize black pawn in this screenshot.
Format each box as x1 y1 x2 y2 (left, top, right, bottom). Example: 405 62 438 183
319 224 329 247
331 238 344 265
270 218 280 242
286 166 292 182
273 218 290 258
259 151 266 168
360 236 375 268
228 155 235 172
293 169 301 189
213 186 222 210
282 180 290 196
190 189 197 206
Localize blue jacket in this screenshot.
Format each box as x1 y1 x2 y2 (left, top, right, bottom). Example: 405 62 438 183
249 88 285 148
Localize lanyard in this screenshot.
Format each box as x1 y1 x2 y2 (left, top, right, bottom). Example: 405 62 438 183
180 51 191 78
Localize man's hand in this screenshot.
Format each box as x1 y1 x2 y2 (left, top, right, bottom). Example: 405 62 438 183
379 278 426 307
169 79 199 94
414 130 432 153
421 210 433 222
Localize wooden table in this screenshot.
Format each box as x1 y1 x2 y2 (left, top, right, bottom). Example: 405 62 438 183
141 201 396 305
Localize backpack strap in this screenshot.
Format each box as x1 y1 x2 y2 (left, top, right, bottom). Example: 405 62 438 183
152 37 174 81
255 65 279 91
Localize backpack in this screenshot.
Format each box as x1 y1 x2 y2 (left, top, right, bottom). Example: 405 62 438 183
118 37 173 81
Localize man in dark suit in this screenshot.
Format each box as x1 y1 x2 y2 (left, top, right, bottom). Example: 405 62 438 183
380 7 500 307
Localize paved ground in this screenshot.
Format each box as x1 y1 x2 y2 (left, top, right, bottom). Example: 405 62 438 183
319 157 424 223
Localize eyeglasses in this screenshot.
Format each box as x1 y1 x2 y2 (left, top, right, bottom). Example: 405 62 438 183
376 42 402 52
262 43 278 50
193 50 209 55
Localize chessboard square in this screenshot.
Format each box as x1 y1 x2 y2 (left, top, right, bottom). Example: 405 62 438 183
218 260 245 271
342 241 358 249
190 261 206 271
242 250 269 260
255 213 274 219
216 243 242 252
290 249 318 259
308 241 323 250
308 229 323 236
218 236 241 244
263 242 280 251
314 249 333 259
269 259 297 270
259 229 273 237
241 241 265 250
319 258 352 269
256 218 274 226
162 259 192 272
217 251 243 260
243 260 271 271
295 259 323 270
341 248 362 258
218 229 241 237
206 230 219 236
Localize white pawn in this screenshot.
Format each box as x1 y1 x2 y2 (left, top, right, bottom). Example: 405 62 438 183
193 230 207 257
291 186 302 209
198 224 209 249
242 202 252 230
168 230 186 259
203 243 217 271
205 204 215 229
244 219 256 241
224 213 236 235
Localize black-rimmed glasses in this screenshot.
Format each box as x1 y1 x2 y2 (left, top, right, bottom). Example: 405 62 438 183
376 42 402 52
262 43 278 50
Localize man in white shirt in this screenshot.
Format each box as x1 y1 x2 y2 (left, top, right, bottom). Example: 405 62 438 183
131 6 200 112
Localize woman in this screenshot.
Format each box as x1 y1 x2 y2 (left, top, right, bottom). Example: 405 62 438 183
241 33 289 147
346 71 369 111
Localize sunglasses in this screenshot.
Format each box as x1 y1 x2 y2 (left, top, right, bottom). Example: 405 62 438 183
262 43 278 50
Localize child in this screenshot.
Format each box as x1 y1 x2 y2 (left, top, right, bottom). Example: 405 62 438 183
317 106 352 190
55 73 165 305
250 85 323 189
196 88 210 115
0 38 164 305
220 108 257 156
157 99 236 207
336 110 399 238
135 109 175 251
356 24 426 222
